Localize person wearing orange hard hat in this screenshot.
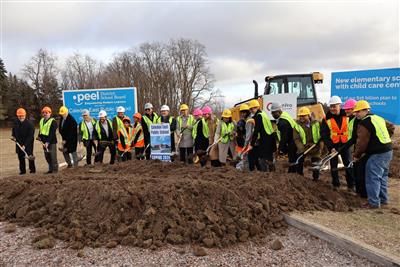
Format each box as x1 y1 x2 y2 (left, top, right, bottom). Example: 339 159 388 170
132 113 145 160
38 106 58 174
116 116 133 161
11 108 36 175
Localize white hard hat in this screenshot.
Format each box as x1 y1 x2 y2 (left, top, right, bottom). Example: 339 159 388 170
82 109 90 116
116 106 125 113
144 103 153 109
329 95 342 105
98 110 107 118
270 102 282 112
160 105 170 112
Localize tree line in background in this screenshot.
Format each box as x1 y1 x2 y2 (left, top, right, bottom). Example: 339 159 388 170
0 38 224 122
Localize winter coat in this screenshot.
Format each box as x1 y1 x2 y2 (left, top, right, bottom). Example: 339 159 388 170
12 119 35 155
251 110 277 159
293 120 322 158
59 114 78 153
176 115 194 148
320 109 348 151
206 115 219 160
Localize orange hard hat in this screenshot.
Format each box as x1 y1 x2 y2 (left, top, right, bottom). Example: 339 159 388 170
16 108 26 116
133 113 142 120
122 116 131 122
42 106 52 113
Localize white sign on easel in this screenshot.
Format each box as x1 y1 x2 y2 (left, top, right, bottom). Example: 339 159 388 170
262 93 297 120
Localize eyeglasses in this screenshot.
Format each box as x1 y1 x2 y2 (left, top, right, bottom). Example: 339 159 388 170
145 109 150 111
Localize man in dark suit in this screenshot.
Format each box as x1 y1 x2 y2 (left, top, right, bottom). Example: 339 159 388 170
59 106 78 168
12 108 36 175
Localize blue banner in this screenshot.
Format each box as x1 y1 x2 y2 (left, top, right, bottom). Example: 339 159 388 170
150 123 171 161
331 68 400 124
62 87 137 122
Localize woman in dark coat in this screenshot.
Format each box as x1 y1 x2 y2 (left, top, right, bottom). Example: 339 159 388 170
59 106 78 167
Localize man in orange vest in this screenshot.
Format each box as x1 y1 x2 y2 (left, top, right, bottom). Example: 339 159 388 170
321 96 354 191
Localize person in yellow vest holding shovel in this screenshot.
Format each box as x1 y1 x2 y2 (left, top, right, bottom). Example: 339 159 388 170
249 99 276 172
320 95 354 191
117 116 133 161
271 102 305 173
294 107 322 180
214 109 237 166
353 100 393 209
142 103 159 160
78 109 97 165
37 106 59 174
176 104 195 164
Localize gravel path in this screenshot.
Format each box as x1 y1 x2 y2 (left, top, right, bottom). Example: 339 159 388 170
0 222 378 267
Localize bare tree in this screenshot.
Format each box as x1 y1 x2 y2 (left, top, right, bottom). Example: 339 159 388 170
23 49 61 115
61 53 103 90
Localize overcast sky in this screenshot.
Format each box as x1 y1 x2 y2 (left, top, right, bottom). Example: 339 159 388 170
2 0 399 106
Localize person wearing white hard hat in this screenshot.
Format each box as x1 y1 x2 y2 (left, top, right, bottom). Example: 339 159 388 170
156 105 177 156
94 110 116 164
271 102 305 174
321 95 354 191
78 109 97 165
142 103 159 160
112 106 126 140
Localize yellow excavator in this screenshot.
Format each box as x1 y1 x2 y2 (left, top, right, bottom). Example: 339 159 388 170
231 72 325 121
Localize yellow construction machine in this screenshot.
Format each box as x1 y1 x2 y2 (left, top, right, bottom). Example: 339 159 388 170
231 72 325 121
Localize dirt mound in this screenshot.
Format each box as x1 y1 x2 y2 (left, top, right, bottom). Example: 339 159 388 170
0 160 361 249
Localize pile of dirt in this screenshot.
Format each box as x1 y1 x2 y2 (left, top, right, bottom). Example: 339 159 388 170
0 160 362 249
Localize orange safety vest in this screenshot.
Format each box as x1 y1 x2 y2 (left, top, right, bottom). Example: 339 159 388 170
132 122 145 148
326 116 349 143
117 127 133 151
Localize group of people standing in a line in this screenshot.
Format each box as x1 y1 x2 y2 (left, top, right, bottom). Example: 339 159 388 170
12 95 394 208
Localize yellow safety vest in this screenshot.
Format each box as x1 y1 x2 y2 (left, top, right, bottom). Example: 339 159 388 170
364 115 391 144
192 118 209 139
96 119 113 139
221 121 235 144
277 111 306 144
80 119 96 141
39 118 55 136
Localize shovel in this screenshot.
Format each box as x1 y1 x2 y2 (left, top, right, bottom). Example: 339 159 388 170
310 151 339 171
294 143 317 165
10 138 35 161
236 145 252 170
36 138 50 153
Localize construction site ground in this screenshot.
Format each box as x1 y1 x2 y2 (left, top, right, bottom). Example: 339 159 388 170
0 128 399 265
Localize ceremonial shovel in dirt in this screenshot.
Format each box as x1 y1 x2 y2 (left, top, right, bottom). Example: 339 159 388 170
294 143 317 165
10 138 35 161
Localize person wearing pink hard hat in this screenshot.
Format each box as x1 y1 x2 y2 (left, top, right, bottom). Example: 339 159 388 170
192 108 209 163
202 106 220 167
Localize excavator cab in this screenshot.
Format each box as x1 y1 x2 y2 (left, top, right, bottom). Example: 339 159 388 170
231 72 325 121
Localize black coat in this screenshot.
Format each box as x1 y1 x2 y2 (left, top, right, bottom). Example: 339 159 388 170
59 114 78 153
12 119 35 154
251 110 277 158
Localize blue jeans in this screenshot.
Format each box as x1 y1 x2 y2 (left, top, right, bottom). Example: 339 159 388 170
365 150 393 207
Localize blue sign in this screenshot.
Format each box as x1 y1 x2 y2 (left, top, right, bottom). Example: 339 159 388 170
331 68 400 124
150 123 171 161
62 87 137 122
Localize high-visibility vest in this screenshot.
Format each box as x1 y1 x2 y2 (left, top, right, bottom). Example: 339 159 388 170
326 116 349 143
363 115 391 144
311 122 320 144
221 121 235 144
277 111 306 144
95 119 113 140
177 115 195 129
115 116 124 134
259 111 274 136
80 119 96 141
39 118 55 136
156 116 173 125
192 118 209 139
348 117 355 140
143 113 159 128
117 126 133 151
132 122 145 148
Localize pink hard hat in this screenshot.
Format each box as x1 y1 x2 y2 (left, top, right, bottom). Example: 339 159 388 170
343 98 357 110
202 106 212 115
193 108 203 117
